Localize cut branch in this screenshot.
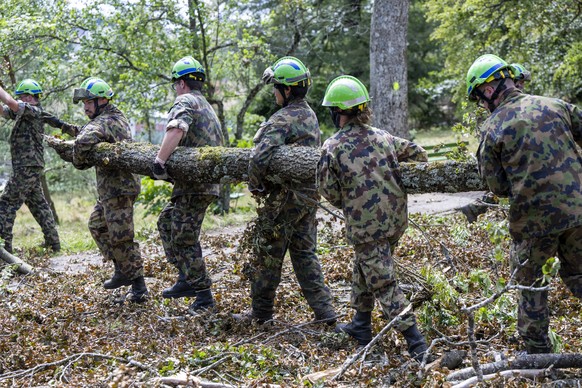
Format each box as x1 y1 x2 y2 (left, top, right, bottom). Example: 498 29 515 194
45 136 487 194
447 353 582 382
0 246 34 274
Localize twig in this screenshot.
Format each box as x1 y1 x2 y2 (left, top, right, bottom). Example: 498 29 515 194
331 304 412 381
0 352 157 381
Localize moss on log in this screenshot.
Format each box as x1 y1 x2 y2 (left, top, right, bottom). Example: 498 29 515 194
45 136 487 194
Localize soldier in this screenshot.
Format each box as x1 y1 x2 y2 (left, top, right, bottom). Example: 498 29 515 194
232 56 336 324
459 62 532 223
152 56 224 313
0 79 62 253
64 77 147 303
318 75 429 360
467 54 582 353
510 63 531 91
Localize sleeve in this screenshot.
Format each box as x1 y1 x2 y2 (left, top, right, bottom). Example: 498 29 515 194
317 149 343 208
477 132 511 197
247 117 288 192
566 102 582 147
393 136 429 162
72 122 104 170
0 103 14 120
166 97 193 133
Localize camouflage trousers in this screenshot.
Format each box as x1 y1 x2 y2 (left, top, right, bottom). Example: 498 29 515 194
89 196 143 280
511 225 582 352
0 166 59 251
351 240 415 332
250 190 335 320
157 194 214 290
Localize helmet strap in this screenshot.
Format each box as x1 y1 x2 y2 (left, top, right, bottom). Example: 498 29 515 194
474 77 507 113
275 84 290 107
90 99 109 119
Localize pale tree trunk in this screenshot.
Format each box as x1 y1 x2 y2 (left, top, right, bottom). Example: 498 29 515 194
369 0 410 139
44 136 486 194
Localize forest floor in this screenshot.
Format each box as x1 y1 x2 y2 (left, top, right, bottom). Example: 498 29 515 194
2 191 582 387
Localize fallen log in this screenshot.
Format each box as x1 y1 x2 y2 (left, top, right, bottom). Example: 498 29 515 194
0 246 34 274
45 136 487 194
447 353 582 382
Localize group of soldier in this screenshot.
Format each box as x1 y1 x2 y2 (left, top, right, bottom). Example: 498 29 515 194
0 52 581 360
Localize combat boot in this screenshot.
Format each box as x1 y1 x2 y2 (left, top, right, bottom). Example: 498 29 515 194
103 262 133 289
314 309 338 326
162 269 197 298
402 323 429 361
2 240 13 254
128 276 149 304
188 289 215 313
335 311 373 345
231 309 273 324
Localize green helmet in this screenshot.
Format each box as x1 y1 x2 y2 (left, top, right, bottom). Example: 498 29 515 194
466 54 511 100
510 63 531 82
322 75 370 111
262 56 311 87
171 56 205 81
15 79 43 96
73 78 114 104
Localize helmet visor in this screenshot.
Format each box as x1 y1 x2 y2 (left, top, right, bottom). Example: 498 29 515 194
73 88 96 104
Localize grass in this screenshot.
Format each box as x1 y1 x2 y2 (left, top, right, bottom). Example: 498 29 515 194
414 127 478 154
11 188 258 254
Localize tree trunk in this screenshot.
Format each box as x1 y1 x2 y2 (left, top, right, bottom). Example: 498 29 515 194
45 136 486 194
369 0 410 139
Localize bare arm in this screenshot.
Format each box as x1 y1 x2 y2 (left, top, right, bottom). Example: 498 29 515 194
156 127 184 163
0 85 19 113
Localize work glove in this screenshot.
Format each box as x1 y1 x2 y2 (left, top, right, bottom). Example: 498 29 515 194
152 157 170 181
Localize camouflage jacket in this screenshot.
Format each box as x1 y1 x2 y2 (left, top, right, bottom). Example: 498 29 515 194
249 99 320 194
318 122 427 245
166 90 224 197
69 103 140 201
478 89 582 240
1 101 65 168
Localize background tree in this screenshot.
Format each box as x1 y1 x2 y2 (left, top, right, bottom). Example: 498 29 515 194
369 0 410 139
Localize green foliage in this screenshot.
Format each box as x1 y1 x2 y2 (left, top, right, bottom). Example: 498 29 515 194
419 267 460 328
136 177 172 217
425 0 582 104
542 257 561 285
483 218 510 262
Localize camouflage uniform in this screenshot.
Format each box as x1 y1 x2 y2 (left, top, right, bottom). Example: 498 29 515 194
246 98 335 321
0 101 61 252
157 90 224 290
478 89 582 353
64 104 143 279
319 122 427 331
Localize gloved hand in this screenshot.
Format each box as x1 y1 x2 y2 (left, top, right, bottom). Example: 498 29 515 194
152 157 170 180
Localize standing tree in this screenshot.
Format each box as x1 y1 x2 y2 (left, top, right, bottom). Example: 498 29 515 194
369 0 410 139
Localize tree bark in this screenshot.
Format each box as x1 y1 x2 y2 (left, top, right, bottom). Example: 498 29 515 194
369 0 410 139
44 136 487 194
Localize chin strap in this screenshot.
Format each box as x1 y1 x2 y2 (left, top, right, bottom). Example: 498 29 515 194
90 99 109 119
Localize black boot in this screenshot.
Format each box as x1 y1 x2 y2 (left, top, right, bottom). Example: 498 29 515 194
162 269 198 298
189 289 215 313
2 240 13 254
128 276 149 303
314 309 338 326
335 311 373 345
232 309 273 325
103 262 132 289
402 324 428 361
